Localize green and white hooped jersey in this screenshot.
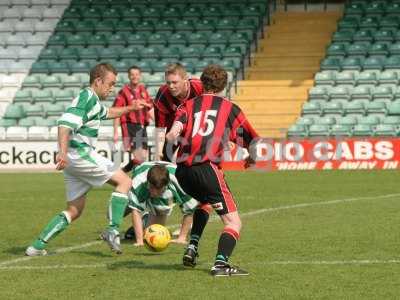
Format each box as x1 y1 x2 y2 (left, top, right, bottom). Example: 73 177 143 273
57 88 108 150
128 161 198 216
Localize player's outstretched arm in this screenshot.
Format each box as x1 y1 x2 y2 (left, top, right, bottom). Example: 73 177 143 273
107 100 152 119
171 214 192 244
131 209 144 246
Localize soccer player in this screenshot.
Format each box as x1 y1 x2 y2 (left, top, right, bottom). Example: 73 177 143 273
123 161 198 246
153 63 203 161
166 64 260 276
25 63 151 256
113 65 153 172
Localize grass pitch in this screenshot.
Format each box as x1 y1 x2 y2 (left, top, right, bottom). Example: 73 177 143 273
0 170 399 299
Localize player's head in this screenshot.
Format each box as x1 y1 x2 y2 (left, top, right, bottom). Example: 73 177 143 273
90 63 117 100
165 63 188 99
128 65 142 86
201 64 227 94
147 165 170 198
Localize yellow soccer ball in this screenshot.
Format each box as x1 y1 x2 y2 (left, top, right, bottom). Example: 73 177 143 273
144 224 171 252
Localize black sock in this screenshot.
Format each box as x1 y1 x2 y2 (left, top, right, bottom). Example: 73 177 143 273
189 208 210 250
215 231 238 266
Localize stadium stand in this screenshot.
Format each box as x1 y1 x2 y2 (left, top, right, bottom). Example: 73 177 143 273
0 0 269 141
288 0 400 138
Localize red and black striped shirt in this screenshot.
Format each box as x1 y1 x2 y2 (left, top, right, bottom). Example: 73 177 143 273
113 83 153 126
154 78 203 131
173 94 259 166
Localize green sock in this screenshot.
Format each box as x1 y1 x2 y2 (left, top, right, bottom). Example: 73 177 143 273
107 192 128 231
32 211 71 250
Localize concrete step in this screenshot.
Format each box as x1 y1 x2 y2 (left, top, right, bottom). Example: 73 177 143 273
237 80 314 87
237 100 304 112
235 86 309 97
251 58 321 68
245 71 315 80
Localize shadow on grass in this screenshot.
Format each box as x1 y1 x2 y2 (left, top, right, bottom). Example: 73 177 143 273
74 250 113 258
107 260 209 273
4 246 26 255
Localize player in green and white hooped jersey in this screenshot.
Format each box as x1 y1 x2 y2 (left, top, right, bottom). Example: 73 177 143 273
25 63 152 256
125 161 198 246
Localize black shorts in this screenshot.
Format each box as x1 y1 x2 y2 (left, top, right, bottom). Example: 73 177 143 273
176 162 237 215
123 123 148 150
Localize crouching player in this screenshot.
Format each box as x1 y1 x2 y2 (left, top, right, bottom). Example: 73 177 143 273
122 161 199 246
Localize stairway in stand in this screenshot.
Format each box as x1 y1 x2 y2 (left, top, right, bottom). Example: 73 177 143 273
233 11 342 138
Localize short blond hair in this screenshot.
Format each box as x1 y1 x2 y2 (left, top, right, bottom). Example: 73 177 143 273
165 63 187 78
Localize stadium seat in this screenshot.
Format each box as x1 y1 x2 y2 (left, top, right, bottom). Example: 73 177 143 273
322 101 344 117
365 101 387 116
351 86 371 100
372 86 394 101
330 86 351 101
374 124 397 136
34 90 53 103
24 104 44 117
368 43 389 57
3 104 25 119
335 71 357 86
36 117 58 127
327 43 347 57
378 70 398 85
42 75 62 88
22 74 42 89
320 57 341 71
384 56 400 70
330 124 352 136
53 89 74 102
19 117 38 127
356 70 377 85
28 126 50 140
332 30 354 43
287 124 307 137
296 117 315 126
45 103 65 116
309 86 328 102
387 101 400 115
6 126 28 140
14 90 33 104
308 124 330 137
352 124 374 136
302 101 321 116
362 56 384 70
344 100 366 116
0 119 17 127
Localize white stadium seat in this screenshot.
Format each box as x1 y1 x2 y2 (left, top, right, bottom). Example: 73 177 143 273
0 127 6 140
6 126 28 140
28 126 50 140
49 126 58 140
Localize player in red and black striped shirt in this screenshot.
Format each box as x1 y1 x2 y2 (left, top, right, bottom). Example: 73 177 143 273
153 63 203 161
113 66 153 172
166 64 260 277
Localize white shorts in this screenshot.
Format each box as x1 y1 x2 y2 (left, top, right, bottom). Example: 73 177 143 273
63 148 118 201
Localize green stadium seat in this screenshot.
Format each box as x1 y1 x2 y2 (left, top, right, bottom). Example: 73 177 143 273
113 60 132 73
351 85 371 100
151 59 175 73
208 32 229 47
363 56 384 70
75 20 95 33
374 29 394 42
66 33 88 47
181 46 203 59
194 19 216 32
365 2 385 15
54 89 75 102
389 42 400 55
368 42 389 56
316 116 336 126
88 33 107 47
81 8 102 21
215 18 236 32
18 117 37 127
55 20 75 33
142 7 162 19
63 7 82 21
345 3 365 16
203 46 223 59
192 59 210 73
365 101 387 116
384 56 400 70
329 86 351 101
4 104 25 120
121 7 142 19
42 75 62 88
162 6 182 19
372 86 394 101
330 124 353 136
353 29 374 42
58 48 79 61
61 74 82 88
174 20 195 32
302 101 321 116
341 57 363 71
168 32 188 46
322 101 344 116
140 46 160 59
25 104 44 117
14 90 33 104
287 124 307 137
358 115 380 127
335 71 357 86
338 17 360 30
309 86 328 102
160 47 181 60
296 116 315 126
320 57 341 71
102 8 121 20
0 119 17 127
154 20 175 33
382 116 400 125
332 30 354 43
378 70 398 85
40 48 59 61
69 61 93 74
359 17 379 30
338 115 357 126
47 34 67 47
315 71 335 86
115 20 134 33
202 6 223 18
387 101 400 115
344 100 366 116
22 74 42 89
347 42 369 57
308 124 330 137
356 71 377 85
107 33 127 47
98 47 119 60
45 103 65 117
147 33 168 46
135 60 153 73
125 33 150 46
78 47 99 60
352 124 374 136
386 3 400 17
374 124 397 136
180 59 196 74
327 43 347 57
34 90 54 103
135 20 155 32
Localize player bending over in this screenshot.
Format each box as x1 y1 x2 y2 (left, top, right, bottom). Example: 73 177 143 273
122 161 198 246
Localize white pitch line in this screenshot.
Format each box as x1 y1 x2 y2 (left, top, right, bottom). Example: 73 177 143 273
2 259 400 271
1 193 399 268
